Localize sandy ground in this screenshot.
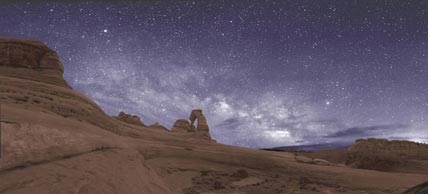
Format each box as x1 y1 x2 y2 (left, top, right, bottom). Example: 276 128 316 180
0 74 427 194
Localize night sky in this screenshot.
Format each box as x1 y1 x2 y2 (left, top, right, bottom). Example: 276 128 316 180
1 1 428 148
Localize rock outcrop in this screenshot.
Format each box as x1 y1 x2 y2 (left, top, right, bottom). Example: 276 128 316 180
295 156 314 164
0 38 131 136
169 109 211 139
0 39 69 87
295 156 331 166
346 138 428 170
189 109 209 132
2 38 427 194
114 111 145 126
313 158 331 166
170 119 191 132
149 122 168 131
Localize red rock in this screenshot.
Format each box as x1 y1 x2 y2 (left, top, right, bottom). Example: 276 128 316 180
114 111 145 126
0 39 69 87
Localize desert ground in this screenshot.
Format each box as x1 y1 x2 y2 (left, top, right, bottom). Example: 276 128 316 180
0 39 427 194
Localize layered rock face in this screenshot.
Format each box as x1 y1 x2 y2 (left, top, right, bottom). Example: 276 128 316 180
0 39 69 87
0 39 135 136
0 39 150 172
0 39 175 194
346 138 428 170
114 111 145 126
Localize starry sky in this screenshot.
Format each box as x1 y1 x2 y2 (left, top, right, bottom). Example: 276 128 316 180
1 1 428 148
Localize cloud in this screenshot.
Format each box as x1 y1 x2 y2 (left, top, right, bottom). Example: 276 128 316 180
324 124 409 138
214 118 242 130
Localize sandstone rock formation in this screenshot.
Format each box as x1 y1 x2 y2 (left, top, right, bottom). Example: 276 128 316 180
295 156 331 166
295 155 313 164
149 122 168 131
0 39 132 137
346 138 428 171
1 38 427 194
169 109 211 139
0 39 69 87
313 158 331 166
114 111 145 126
189 109 209 132
170 119 191 132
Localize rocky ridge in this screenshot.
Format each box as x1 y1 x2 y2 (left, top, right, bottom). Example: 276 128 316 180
114 111 146 126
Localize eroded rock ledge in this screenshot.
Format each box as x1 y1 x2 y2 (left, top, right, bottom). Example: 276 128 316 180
0 38 69 87
114 111 146 126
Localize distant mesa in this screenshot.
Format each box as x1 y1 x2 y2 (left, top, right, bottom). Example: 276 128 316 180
114 111 145 127
0 38 69 87
346 138 428 171
149 122 168 131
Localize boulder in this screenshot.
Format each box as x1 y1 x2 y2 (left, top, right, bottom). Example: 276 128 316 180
114 111 145 126
295 156 313 164
313 158 330 166
170 119 191 132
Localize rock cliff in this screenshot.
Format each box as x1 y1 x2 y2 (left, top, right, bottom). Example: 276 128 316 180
346 138 428 170
0 39 69 87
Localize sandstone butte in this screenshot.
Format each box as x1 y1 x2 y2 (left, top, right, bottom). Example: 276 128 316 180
0 39 427 194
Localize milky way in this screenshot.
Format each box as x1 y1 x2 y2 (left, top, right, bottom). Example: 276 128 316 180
1 1 428 148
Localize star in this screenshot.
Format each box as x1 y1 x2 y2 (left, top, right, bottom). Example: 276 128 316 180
1 1 426 148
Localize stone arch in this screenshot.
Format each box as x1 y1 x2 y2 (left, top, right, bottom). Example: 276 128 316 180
189 109 209 132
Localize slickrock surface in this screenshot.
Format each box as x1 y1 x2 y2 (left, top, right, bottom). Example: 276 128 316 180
0 39 427 194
